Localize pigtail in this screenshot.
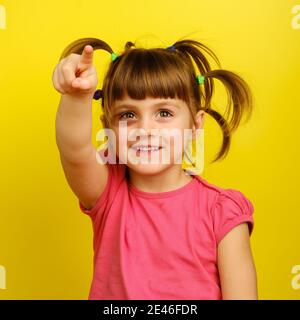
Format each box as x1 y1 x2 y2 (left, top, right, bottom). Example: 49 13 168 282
59 37 114 61
173 39 253 163
173 39 221 107
204 69 253 163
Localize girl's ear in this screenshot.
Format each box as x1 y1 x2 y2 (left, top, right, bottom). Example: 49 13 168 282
192 110 205 139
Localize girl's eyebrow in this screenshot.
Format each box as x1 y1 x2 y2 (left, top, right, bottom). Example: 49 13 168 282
115 101 181 109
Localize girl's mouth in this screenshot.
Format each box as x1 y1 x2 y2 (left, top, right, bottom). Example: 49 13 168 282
130 145 163 156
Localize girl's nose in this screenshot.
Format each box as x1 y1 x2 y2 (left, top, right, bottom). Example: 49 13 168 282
138 118 157 134
131 119 162 145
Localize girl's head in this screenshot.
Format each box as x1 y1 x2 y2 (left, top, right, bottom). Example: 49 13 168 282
59 37 253 175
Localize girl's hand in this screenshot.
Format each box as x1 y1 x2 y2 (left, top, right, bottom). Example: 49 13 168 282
52 45 98 98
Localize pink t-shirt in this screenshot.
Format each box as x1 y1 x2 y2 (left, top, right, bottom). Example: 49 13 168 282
79 162 254 300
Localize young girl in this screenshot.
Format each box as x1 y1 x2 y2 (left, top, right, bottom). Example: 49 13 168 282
53 37 257 300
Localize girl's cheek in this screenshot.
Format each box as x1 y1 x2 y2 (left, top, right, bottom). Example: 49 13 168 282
160 131 184 164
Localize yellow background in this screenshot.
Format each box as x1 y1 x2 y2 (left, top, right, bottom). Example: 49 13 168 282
0 0 300 299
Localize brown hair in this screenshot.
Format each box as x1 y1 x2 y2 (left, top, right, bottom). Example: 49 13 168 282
59 37 253 163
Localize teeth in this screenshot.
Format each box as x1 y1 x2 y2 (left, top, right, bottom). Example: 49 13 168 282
134 146 160 151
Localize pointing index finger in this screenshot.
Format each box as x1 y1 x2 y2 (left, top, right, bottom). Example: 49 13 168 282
80 45 94 66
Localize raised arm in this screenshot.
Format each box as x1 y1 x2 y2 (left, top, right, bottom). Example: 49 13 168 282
53 45 108 210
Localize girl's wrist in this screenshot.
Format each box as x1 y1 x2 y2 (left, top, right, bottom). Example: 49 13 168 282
61 91 94 103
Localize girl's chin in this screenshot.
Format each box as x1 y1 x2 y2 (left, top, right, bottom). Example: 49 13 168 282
117 148 181 168
126 162 172 175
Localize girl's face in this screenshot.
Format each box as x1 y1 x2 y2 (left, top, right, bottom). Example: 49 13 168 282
109 94 204 176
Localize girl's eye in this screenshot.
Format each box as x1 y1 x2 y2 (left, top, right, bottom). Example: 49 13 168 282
159 110 173 117
119 112 135 119
119 110 173 120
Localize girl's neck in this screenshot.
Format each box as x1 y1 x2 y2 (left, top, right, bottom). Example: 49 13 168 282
127 165 193 193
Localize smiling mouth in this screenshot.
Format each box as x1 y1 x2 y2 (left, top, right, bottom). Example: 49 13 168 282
133 145 162 150
130 145 163 154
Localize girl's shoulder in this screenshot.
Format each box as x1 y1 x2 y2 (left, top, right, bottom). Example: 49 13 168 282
195 175 255 243
195 174 253 211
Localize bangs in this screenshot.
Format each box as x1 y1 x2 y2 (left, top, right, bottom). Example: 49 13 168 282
105 48 196 115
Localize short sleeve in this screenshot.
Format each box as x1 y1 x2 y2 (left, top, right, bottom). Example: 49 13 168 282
78 162 126 219
212 189 254 244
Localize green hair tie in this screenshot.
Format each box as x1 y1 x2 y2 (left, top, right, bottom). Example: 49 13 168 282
111 52 118 61
196 75 205 85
